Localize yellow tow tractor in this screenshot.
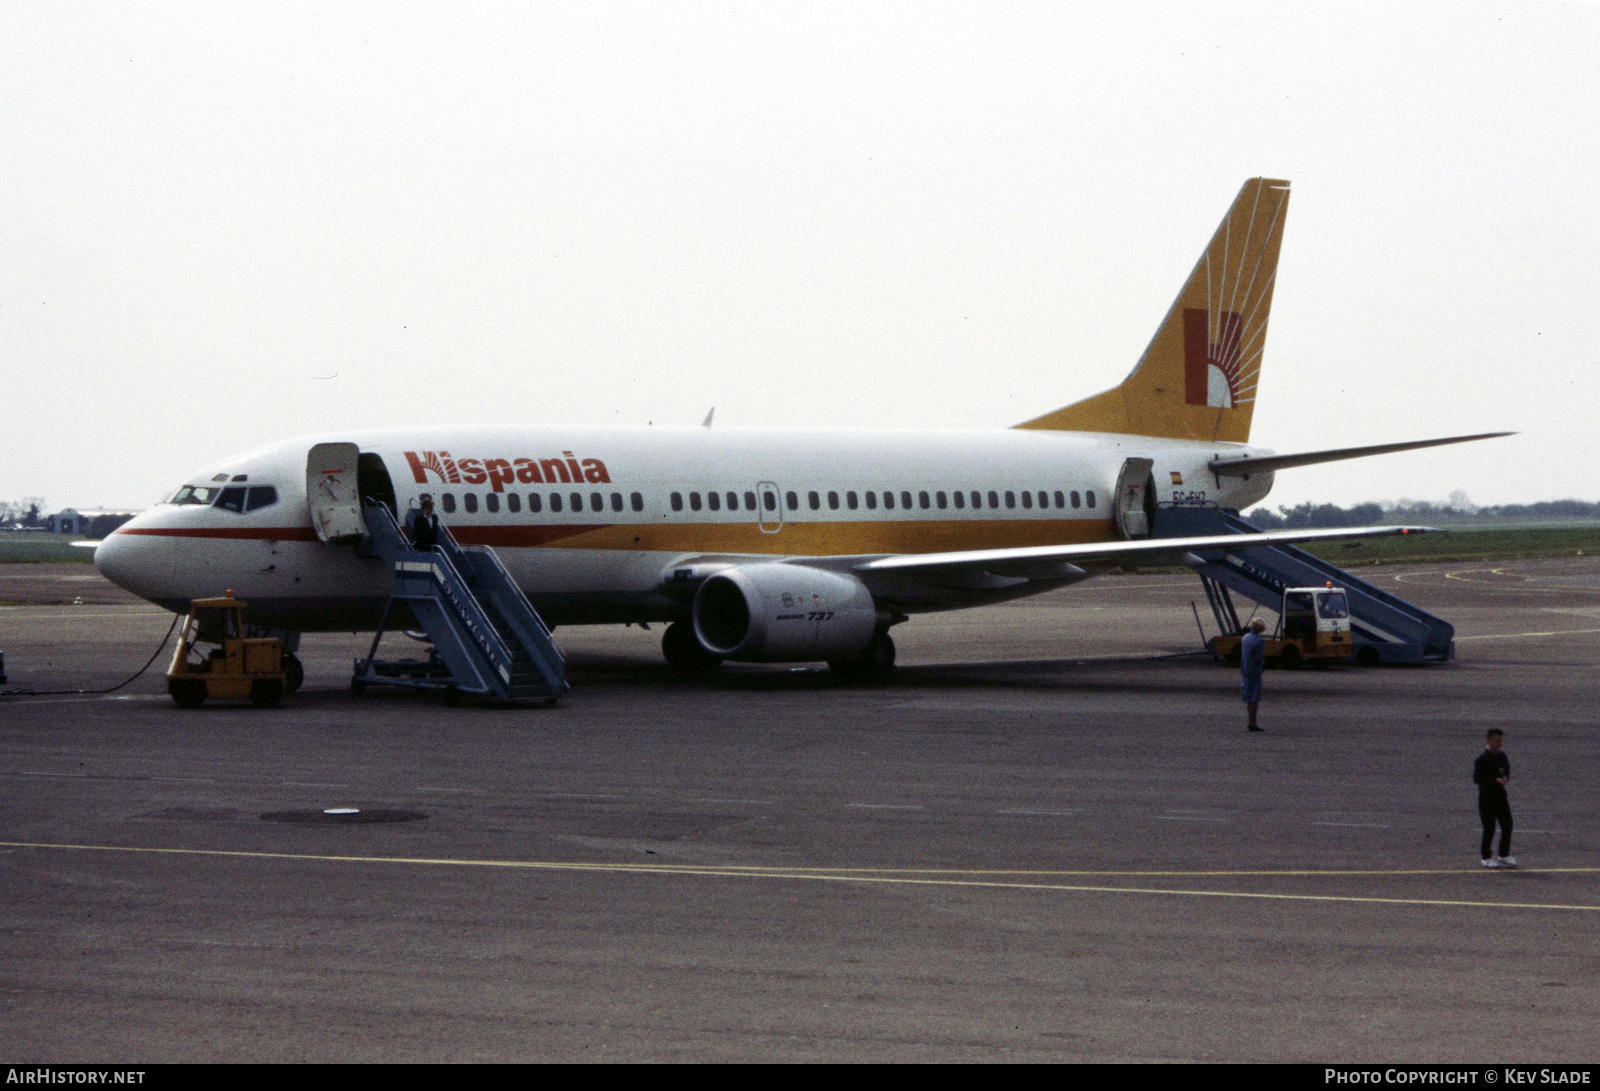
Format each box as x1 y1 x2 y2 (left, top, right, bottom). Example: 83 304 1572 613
167 591 287 708
1211 583 1353 669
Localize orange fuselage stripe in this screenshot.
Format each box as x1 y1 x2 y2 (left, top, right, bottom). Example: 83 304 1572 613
115 517 1118 556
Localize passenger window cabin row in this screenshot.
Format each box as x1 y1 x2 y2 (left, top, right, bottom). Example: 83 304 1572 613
670 488 1095 513
791 488 1095 513
439 491 646 515
673 490 777 513
429 487 1097 516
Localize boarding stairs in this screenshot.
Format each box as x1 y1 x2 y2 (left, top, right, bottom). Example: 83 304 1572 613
1153 506 1455 664
352 501 567 703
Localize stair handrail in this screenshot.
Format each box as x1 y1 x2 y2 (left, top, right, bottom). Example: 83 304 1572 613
427 518 561 680
470 544 566 689
419 546 515 684
471 542 562 647
361 497 407 558
365 501 516 685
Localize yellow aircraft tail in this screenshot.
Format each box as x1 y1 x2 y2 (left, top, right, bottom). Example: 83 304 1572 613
1017 177 1290 444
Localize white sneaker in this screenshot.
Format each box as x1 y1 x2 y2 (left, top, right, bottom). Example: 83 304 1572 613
1481 857 1501 868
1497 855 1517 868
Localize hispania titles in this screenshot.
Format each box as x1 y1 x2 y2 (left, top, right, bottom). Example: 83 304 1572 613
404 450 611 491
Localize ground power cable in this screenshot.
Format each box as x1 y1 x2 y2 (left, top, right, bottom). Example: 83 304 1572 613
1 611 181 699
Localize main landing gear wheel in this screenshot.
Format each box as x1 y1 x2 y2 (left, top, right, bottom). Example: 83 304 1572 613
282 653 304 694
829 631 896 682
661 622 723 672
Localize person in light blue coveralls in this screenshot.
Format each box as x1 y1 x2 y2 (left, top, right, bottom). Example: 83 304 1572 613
1240 617 1267 733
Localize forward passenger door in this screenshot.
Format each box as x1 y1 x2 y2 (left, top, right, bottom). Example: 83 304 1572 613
306 442 368 543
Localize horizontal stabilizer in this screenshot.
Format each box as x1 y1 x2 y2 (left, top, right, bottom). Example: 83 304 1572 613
852 524 1434 576
1208 432 1514 476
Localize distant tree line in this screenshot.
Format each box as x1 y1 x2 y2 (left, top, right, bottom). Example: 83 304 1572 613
0 500 133 536
0 498 46 528
1245 497 1600 529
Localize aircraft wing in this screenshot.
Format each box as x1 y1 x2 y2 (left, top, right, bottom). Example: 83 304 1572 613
848 524 1433 577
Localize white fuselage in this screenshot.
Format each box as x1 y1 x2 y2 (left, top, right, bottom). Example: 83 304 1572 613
94 426 1275 631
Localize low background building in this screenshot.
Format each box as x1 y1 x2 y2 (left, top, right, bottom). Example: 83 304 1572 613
46 509 140 535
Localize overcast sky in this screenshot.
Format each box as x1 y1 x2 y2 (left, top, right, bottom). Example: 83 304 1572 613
3 2 1596 512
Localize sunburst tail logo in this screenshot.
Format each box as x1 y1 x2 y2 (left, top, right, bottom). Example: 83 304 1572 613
1011 176 1287 444
1183 309 1244 408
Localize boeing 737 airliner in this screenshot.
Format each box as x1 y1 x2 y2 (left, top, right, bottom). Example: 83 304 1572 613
93 178 1506 679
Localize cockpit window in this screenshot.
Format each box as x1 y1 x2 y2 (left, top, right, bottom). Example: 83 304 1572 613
216 487 248 513
169 486 220 505
245 486 278 512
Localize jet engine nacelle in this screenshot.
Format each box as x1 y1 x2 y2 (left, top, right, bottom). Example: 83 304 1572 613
692 564 878 662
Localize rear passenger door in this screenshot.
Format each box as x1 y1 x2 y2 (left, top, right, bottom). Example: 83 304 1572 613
1113 457 1155 540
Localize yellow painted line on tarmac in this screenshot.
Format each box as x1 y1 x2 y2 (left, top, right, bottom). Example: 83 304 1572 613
1442 567 1531 585
581 863 1600 877
1443 567 1528 584
3 841 1597 913
1443 566 1600 593
0 609 169 620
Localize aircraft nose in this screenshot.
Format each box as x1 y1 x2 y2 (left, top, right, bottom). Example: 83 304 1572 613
94 522 175 605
